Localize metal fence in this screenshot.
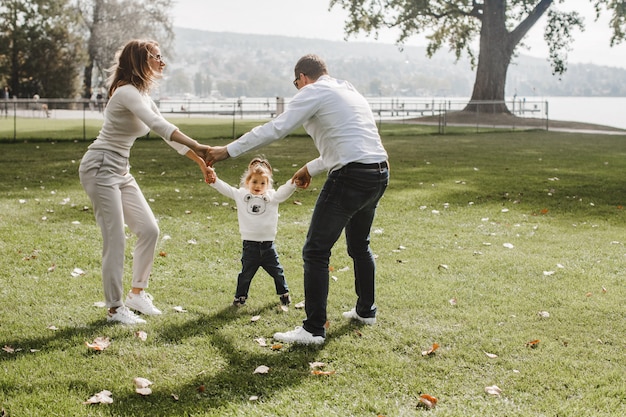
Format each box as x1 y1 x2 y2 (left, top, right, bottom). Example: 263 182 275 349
0 97 549 141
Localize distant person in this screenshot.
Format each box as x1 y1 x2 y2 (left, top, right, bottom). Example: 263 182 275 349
79 39 215 325
208 157 296 308
206 54 389 345
2 86 8 116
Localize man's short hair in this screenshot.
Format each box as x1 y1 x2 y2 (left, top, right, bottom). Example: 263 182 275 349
294 54 328 81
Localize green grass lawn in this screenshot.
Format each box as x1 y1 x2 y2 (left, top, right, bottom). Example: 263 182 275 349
1 126 625 416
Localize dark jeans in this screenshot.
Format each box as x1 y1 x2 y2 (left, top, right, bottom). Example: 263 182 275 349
302 162 389 337
236 240 289 299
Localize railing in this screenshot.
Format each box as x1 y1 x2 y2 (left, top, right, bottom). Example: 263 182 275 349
0 97 549 141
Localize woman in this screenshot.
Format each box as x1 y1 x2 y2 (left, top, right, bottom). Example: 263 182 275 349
79 39 213 324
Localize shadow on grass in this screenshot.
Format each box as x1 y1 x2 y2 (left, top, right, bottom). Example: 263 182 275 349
103 305 357 416
0 303 356 415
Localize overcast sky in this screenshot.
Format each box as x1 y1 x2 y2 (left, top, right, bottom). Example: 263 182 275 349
173 0 626 69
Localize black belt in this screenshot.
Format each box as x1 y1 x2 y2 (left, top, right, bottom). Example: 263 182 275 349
345 161 388 170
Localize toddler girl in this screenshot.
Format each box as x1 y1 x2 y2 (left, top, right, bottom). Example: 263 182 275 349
209 157 297 306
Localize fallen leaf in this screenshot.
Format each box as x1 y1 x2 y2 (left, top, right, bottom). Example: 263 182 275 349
171 393 179 401
525 339 540 348
47 264 56 272
86 336 111 351
538 311 550 318
253 365 270 374
484 351 498 359
422 343 440 356
249 395 259 401
438 264 449 271
135 331 148 341
158 251 167 257
417 394 438 409
197 385 205 393
254 337 267 347
71 267 86 277
271 344 283 350
295 301 305 309
309 361 326 369
485 385 502 396
503 243 515 249
602 286 607 293
84 390 113 404
324 321 330 329
47 325 58 331
93 301 106 308
173 306 187 312
449 298 457 306
251 315 261 322
311 370 336 376
293 200 302 205
2 346 15 354
543 270 555 276
135 387 152 396
279 305 288 312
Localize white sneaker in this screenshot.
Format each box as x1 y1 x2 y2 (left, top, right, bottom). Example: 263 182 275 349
273 326 325 345
342 308 376 325
125 291 162 315
107 306 147 325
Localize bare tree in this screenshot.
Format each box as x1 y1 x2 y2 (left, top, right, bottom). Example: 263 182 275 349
77 0 174 98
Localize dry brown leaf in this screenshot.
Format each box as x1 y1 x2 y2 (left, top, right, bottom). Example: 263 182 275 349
421 343 440 356
311 370 336 376
417 394 438 409
271 344 283 350
2 346 15 354
83 390 113 404
86 336 111 351
525 339 540 348
324 320 330 329
135 331 148 341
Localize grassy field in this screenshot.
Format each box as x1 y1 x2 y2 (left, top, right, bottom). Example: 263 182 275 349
1 124 625 416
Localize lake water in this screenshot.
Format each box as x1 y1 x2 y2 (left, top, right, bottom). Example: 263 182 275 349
161 96 626 130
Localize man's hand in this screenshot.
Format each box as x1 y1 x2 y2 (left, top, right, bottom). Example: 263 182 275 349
205 145 230 166
291 165 311 189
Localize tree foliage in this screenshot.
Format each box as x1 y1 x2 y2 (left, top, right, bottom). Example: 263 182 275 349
330 0 626 112
0 0 84 98
0 0 174 98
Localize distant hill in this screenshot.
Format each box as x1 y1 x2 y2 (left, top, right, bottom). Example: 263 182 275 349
163 27 626 99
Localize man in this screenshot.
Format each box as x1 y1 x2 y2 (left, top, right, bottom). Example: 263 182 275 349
207 54 389 344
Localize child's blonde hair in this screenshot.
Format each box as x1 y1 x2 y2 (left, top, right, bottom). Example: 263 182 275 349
241 156 273 188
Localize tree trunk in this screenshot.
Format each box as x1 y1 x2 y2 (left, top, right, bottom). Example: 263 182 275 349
464 0 515 114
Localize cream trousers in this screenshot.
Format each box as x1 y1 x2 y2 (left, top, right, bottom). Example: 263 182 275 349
79 149 159 308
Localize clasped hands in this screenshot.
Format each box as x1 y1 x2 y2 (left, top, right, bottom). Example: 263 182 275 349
195 145 311 189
